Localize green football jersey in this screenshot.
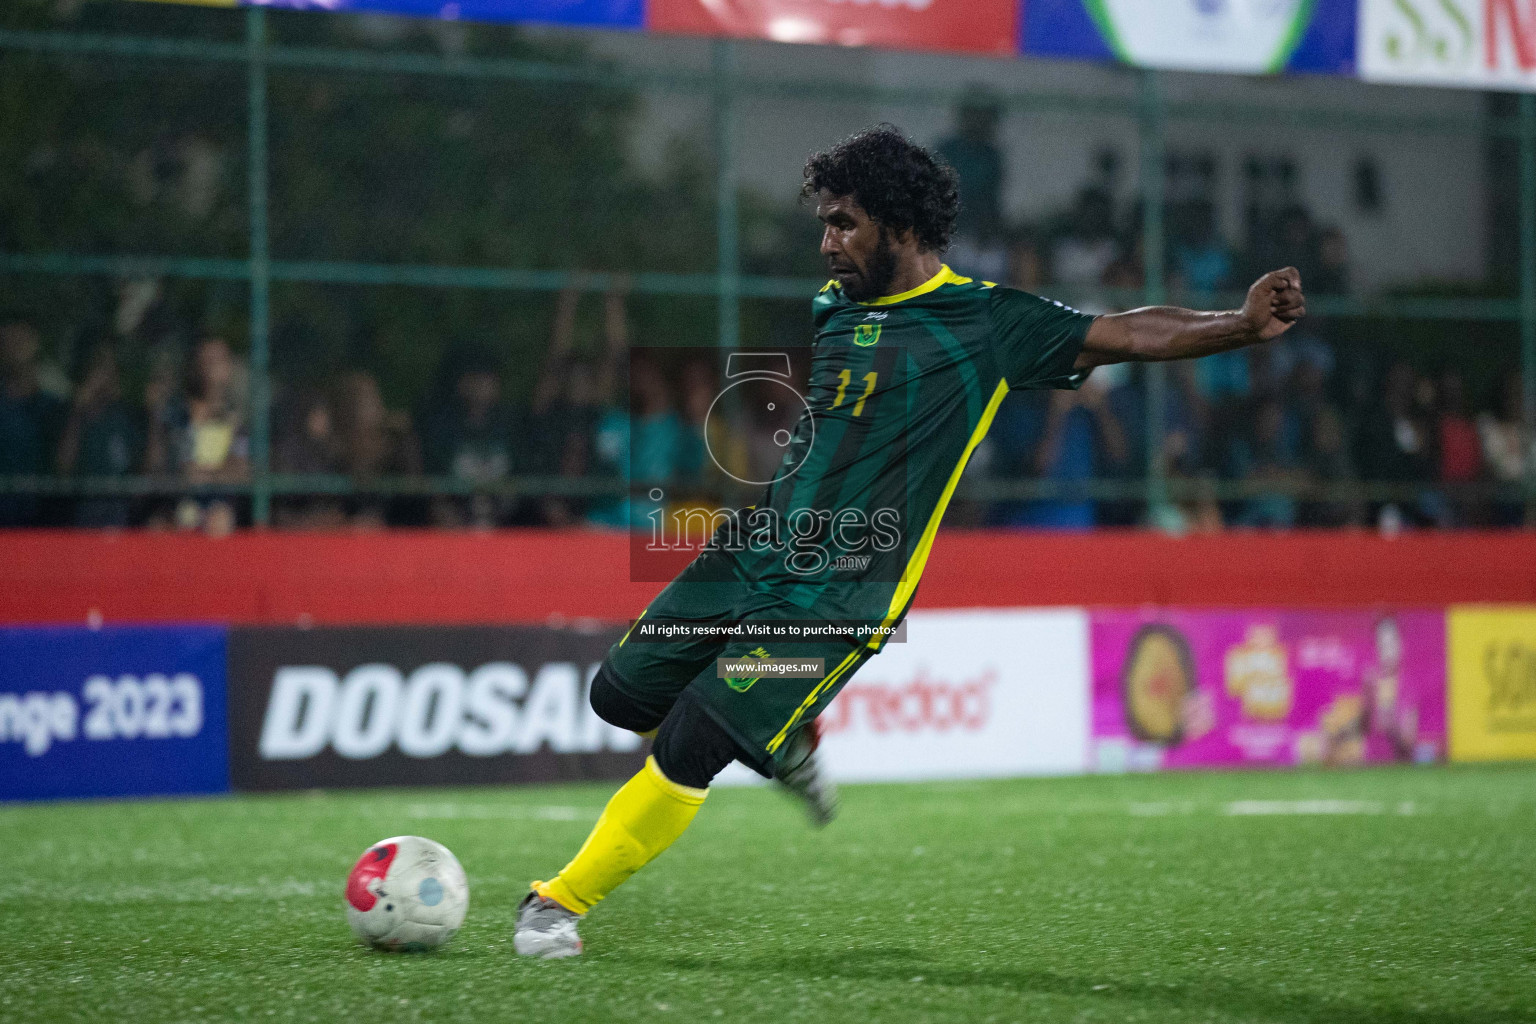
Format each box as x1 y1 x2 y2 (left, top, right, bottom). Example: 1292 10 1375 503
716 266 1095 635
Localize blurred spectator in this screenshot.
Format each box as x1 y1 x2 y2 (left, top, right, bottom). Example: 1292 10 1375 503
1171 203 1234 295
1051 187 1120 290
422 346 517 528
676 358 748 504
272 387 347 530
1100 229 1144 292
740 373 803 491
992 380 1127 529
1437 369 1481 482
275 389 338 477
1251 206 1320 286
627 354 684 528
1437 369 1482 525
144 335 249 536
1298 406 1362 528
588 398 630 530
1292 356 1361 528
1478 370 1529 526
530 283 625 526
332 371 421 527
1098 361 1206 527
1312 227 1351 296
1006 229 1048 293
1148 459 1224 535
1357 362 1441 528
0 321 67 527
1226 396 1303 528
1194 348 1250 406
937 95 1007 282
56 343 143 528
584 348 686 530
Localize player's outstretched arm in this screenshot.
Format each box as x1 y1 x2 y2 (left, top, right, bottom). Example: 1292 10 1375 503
1074 268 1305 369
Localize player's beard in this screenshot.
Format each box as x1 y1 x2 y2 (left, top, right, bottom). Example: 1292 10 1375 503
839 228 897 303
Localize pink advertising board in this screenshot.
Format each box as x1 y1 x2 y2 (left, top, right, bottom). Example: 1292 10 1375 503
1091 610 1445 772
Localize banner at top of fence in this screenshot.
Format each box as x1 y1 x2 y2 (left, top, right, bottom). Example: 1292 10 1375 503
1022 0 1358 75
245 0 644 28
648 0 1017 55
104 0 1536 94
1357 0 1536 91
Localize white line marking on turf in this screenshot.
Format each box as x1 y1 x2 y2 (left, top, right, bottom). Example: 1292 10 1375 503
1223 800 1416 816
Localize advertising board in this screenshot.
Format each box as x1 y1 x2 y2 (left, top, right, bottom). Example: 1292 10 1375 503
0 625 229 802
1448 606 1536 761
227 625 644 791
1090 609 1445 772
719 609 1090 783
1358 0 1536 91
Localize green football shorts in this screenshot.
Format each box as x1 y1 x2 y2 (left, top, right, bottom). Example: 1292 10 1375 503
602 546 876 776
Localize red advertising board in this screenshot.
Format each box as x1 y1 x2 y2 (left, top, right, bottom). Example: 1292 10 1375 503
646 0 1018 55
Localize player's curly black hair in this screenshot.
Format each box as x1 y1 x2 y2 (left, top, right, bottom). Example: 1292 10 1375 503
801 124 960 254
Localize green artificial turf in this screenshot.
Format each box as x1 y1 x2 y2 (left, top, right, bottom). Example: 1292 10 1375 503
2 765 1533 1024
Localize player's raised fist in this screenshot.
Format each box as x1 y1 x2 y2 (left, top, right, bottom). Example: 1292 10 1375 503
1243 267 1306 342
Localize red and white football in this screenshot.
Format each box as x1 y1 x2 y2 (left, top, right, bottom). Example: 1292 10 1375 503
345 835 468 951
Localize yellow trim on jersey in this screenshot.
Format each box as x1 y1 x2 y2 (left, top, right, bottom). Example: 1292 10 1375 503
866 378 1011 651
858 265 972 306
619 609 647 647
765 647 864 755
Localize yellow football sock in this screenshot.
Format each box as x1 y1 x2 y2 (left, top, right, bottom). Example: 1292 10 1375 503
535 756 706 914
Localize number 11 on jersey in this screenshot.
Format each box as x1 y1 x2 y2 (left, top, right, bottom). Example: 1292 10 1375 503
833 369 877 417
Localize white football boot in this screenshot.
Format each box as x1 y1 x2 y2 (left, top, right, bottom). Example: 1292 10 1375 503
513 890 583 959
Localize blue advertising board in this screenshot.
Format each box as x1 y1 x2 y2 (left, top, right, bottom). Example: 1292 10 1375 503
0 626 230 802
1022 0 1357 77
247 0 643 29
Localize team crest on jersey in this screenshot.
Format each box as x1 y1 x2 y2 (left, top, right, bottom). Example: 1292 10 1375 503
724 646 771 693
854 324 882 347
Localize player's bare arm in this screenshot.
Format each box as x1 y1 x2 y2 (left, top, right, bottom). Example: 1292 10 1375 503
1074 267 1306 369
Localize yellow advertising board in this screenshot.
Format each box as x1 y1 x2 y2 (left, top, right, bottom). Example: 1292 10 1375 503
1449 607 1536 762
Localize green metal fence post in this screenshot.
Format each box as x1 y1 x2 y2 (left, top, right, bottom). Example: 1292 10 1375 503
1139 69 1168 514
713 40 740 351
1520 92 1536 527
247 8 273 526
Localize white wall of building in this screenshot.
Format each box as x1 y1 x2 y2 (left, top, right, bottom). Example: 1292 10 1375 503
567 28 1489 294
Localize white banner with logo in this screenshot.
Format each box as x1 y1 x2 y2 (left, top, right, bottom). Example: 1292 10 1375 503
1092 0 1325 74
718 609 1090 785
1359 0 1536 91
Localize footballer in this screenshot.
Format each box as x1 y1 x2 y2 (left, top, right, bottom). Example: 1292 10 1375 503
515 124 1306 957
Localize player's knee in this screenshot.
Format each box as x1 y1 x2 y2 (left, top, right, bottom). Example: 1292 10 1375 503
589 663 666 734
651 696 742 790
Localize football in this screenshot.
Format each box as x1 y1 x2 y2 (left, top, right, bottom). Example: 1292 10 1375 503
345 836 468 951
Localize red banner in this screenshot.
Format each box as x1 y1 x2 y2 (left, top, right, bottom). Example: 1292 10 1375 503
646 0 1018 55
4 530 1536 627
